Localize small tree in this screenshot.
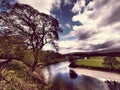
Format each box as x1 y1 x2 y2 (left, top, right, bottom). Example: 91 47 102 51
103 56 119 69
0 3 60 70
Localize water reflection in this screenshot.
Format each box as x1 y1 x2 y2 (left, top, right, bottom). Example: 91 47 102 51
36 61 109 90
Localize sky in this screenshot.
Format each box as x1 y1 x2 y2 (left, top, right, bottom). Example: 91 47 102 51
1 0 120 54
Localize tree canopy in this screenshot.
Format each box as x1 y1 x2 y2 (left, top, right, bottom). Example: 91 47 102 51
0 3 60 51
0 3 60 70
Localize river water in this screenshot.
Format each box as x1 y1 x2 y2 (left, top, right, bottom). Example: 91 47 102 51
35 61 110 90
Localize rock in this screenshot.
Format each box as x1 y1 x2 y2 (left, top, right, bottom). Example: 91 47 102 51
105 80 120 90
69 69 78 79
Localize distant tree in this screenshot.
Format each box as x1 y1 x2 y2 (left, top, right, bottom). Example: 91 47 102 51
103 56 120 69
39 50 65 65
0 3 60 70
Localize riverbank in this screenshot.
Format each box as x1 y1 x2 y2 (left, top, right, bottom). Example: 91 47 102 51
72 68 120 82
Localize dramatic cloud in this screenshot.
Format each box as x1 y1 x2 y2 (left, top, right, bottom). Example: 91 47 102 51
91 41 115 50
2 0 120 54
59 0 120 54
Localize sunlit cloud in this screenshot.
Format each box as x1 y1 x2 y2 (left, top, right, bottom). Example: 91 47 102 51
18 0 61 15
58 0 120 53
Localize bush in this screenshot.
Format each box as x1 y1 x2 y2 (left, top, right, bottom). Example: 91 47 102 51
103 56 120 69
21 50 34 67
39 51 66 65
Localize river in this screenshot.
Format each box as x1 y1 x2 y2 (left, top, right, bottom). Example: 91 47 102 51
34 61 112 90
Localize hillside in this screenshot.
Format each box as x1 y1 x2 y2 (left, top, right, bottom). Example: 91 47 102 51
64 49 120 57
0 60 48 90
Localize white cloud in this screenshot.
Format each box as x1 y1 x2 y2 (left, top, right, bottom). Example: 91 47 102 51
18 0 61 15
71 0 85 13
64 0 72 6
59 0 120 54
65 23 71 29
58 39 94 54
58 39 80 54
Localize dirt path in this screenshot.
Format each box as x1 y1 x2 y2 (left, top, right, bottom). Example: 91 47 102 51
72 68 120 82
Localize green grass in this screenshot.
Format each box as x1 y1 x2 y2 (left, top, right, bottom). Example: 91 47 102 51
75 57 105 68
75 56 120 69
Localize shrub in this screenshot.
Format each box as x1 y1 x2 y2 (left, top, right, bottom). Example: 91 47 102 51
103 56 120 69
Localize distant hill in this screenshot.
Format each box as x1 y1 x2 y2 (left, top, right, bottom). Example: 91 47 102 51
63 48 120 57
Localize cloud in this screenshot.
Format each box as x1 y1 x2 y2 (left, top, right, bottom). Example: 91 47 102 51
59 0 120 53
58 39 81 54
91 41 115 50
18 0 61 15
64 0 72 6
42 44 54 51
9 0 120 53
65 23 71 29
58 39 96 54
71 0 85 13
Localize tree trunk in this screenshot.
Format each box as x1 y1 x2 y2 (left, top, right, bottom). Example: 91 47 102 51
32 59 38 71
110 61 113 69
32 51 39 71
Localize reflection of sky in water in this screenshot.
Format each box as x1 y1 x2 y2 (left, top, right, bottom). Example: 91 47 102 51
42 61 109 90
49 61 71 81
48 61 81 82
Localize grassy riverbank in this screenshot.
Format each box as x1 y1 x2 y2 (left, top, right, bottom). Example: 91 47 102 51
75 57 104 68
0 60 49 90
73 56 120 73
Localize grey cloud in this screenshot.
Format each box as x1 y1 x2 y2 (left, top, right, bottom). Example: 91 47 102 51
91 41 115 50
78 30 96 40
95 0 109 9
89 0 120 26
97 1 120 26
88 0 110 20
106 6 120 25
101 0 109 6
88 13 96 20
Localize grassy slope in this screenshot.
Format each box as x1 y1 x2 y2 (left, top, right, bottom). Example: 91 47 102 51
0 60 48 90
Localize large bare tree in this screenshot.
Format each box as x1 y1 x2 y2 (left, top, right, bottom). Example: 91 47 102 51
0 3 60 70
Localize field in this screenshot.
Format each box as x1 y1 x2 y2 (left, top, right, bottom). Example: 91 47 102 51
75 56 120 68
